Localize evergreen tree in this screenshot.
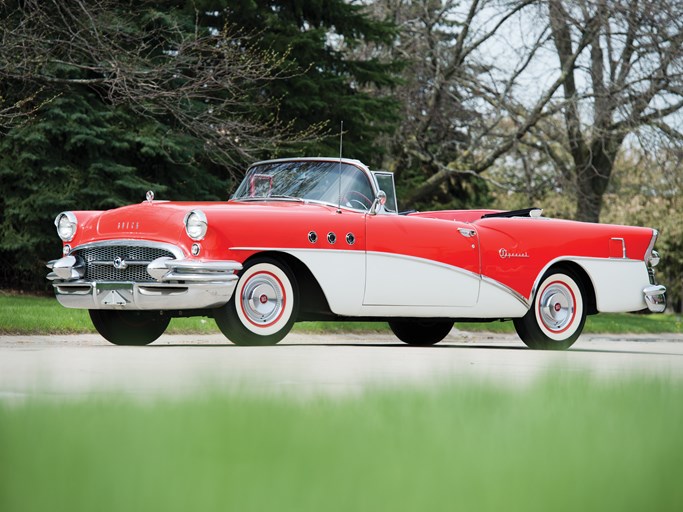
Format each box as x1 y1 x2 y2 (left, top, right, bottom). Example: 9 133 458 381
195 0 402 165
0 0 402 290
0 90 231 290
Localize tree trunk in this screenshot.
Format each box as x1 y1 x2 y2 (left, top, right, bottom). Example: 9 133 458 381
573 134 623 223
574 170 609 223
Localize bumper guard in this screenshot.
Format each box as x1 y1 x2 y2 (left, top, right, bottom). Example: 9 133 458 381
643 285 667 313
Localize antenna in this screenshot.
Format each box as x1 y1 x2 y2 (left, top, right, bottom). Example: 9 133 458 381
337 120 343 213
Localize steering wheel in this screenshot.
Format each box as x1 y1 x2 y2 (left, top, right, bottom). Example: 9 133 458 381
343 190 373 210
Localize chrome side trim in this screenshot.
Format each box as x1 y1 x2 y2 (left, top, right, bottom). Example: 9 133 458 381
480 275 531 309
645 229 659 264
610 237 626 258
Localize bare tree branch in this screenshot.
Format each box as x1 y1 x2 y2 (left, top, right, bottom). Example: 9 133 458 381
0 0 319 168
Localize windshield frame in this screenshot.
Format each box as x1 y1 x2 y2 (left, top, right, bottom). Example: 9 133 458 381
230 158 380 212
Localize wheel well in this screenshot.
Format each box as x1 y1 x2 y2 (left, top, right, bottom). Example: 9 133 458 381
242 251 333 320
545 261 598 316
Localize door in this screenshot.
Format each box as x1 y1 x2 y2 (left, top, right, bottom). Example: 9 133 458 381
364 214 480 307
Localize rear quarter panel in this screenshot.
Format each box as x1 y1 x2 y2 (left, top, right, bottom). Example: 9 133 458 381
475 217 654 312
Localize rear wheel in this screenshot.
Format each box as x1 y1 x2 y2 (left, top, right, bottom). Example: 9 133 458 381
389 319 453 346
89 310 170 345
214 258 299 346
514 268 586 350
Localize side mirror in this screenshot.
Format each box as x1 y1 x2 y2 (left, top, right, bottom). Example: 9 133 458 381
370 190 387 215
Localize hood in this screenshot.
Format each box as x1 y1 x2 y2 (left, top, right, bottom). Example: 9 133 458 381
86 199 334 240
91 201 207 240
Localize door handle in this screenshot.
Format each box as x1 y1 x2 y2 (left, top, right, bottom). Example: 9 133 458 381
458 228 476 238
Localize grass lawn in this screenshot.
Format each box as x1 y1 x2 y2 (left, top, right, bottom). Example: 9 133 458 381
1 377 682 512
1 292 681 335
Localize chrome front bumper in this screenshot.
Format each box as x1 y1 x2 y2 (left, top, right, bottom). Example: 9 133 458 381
48 256 242 310
643 285 667 313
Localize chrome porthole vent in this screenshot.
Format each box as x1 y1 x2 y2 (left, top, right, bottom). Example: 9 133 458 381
346 233 355 246
327 232 337 244
308 231 318 243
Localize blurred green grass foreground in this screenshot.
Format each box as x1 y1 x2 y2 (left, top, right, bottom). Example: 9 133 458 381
1 293 682 335
1 377 682 512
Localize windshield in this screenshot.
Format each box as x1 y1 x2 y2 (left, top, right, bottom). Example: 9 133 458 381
231 160 375 211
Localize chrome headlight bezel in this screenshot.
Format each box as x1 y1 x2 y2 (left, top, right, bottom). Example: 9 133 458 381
184 210 208 241
55 211 77 242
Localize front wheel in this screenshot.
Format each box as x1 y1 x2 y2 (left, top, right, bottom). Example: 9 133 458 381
89 310 170 345
214 258 299 346
389 319 453 346
513 268 587 350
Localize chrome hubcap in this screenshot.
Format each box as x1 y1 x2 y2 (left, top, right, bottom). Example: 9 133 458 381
539 285 574 331
242 275 283 325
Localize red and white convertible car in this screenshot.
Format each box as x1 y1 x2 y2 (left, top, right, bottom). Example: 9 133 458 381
48 157 666 349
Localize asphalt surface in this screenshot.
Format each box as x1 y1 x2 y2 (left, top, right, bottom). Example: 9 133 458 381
1 330 683 401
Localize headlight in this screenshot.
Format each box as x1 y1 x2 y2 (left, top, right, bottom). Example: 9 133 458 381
184 210 208 240
55 212 77 241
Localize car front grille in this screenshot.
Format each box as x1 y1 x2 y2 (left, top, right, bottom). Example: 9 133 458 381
73 245 176 283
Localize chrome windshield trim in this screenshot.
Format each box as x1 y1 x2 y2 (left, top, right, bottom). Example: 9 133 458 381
229 197 372 214
233 157 379 205
250 156 368 170
234 196 305 203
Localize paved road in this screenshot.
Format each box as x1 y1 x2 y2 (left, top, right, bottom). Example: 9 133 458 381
1 331 682 401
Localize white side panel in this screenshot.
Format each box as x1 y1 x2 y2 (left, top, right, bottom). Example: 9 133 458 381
364 252 479 307
285 249 366 316
287 249 529 319
575 259 649 312
473 279 530 318
357 277 528 318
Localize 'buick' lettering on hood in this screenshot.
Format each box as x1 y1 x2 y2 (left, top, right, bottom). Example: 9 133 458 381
117 221 140 231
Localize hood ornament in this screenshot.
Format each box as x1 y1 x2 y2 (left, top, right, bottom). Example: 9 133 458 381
146 190 155 203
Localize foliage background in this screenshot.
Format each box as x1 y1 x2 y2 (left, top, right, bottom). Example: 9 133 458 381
0 0 681 310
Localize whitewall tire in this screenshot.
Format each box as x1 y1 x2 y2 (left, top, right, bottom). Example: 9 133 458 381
514 268 587 350
214 258 299 346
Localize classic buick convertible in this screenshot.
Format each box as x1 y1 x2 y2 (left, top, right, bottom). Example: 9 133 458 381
48 157 666 349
